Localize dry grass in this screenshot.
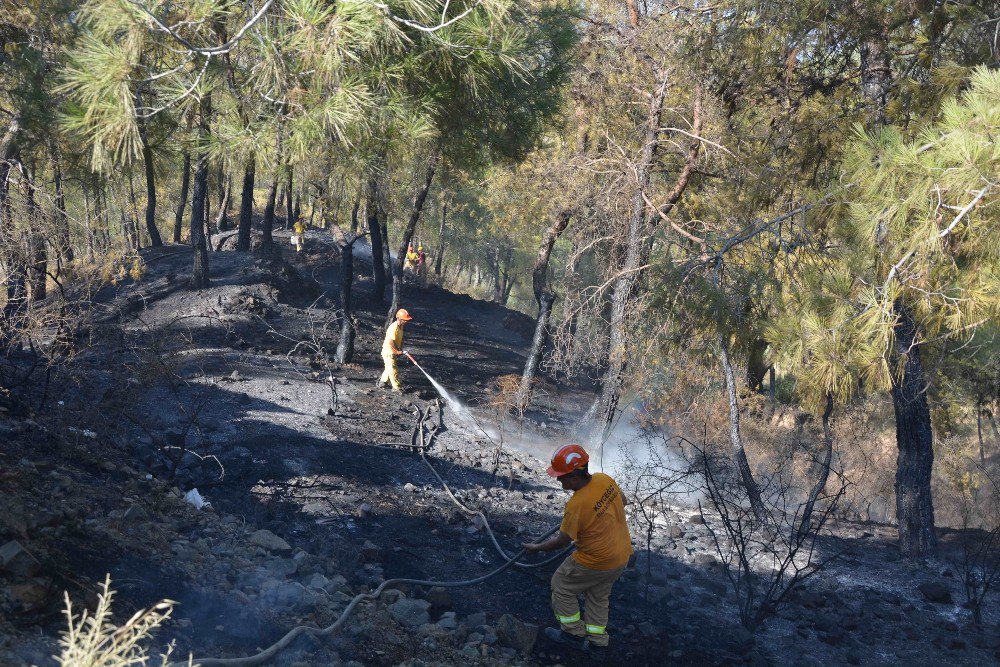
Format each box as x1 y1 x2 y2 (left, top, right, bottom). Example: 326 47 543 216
53 575 193 667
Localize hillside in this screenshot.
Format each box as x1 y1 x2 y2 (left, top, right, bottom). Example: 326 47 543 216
1 234 998 667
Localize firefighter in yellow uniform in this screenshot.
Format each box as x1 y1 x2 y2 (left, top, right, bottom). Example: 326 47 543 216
292 220 306 252
377 308 412 392
523 444 632 651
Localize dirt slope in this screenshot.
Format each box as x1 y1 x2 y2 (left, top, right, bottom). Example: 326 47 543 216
1 232 997 666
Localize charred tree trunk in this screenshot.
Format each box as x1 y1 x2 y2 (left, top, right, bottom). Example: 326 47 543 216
126 172 141 250
213 177 231 237
350 194 360 234
719 330 768 522
261 177 278 252
746 338 769 392
435 197 448 277
335 238 356 364
138 109 163 247
50 145 72 267
388 148 439 325
174 151 191 244
293 193 301 225
189 97 211 289
517 292 556 408
236 156 255 251
518 209 572 408
891 301 937 557
26 172 46 302
366 177 386 302
596 81 702 444
798 393 835 537
1 154 28 343
284 168 293 229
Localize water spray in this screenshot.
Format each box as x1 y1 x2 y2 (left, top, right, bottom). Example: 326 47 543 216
403 351 467 417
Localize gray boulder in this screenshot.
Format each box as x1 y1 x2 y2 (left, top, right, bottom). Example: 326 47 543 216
918 581 953 604
0 541 41 577
495 614 538 654
249 529 292 554
389 598 431 628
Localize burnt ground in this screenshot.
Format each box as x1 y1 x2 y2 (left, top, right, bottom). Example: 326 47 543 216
1 228 998 667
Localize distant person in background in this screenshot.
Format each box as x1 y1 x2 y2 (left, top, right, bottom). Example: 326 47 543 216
417 246 427 283
523 444 632 651
292 219 306 253
377 308 413 392
405 245 418 273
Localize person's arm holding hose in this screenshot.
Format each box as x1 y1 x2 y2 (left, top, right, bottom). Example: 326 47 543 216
522 531 572 553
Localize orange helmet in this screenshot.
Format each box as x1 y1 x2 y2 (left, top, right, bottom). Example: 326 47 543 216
396 308 413 322
547 444 589 477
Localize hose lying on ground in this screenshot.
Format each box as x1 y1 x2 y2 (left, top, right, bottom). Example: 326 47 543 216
411 401 574 570
166 403 566 667
168 524 560 667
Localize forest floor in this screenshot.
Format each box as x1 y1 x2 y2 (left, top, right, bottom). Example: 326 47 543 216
1 229 998 666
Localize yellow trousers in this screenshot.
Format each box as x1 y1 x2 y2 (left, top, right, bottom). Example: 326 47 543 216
379 352 401 390
550 556 625 647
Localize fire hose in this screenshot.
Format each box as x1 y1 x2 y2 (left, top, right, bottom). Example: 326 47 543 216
168 392 569 666
170 524 559 667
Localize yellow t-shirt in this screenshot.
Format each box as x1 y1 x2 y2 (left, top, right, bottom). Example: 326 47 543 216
293 222 305 235
382 321 403 356
560 472 632 570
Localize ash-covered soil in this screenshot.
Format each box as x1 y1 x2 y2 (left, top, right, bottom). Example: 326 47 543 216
1 230 997 666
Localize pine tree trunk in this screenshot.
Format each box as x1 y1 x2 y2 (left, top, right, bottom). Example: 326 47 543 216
174 151 191 243
596 80 701 443
237 156 255 251
350 194 360 234
798 393 834 537
388 148 439 324
518 292 556 409
719 330 768 521
26 172 46 302
138 113 163 247
435 198 448 277
891 301 937 557
335 239 356 363
595 78 669 442
50 145 72 266
126 172 141 250
367 177 386 303
1 155 28 342
518 209 572 408
189 97 211 289
261 177 278 252
284 168 293 229
213 178 231 238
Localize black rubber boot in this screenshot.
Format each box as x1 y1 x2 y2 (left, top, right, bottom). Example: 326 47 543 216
543 627 587 650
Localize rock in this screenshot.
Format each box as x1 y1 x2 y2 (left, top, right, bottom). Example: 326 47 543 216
7 577 51 612
359 540 381 563
259 580 311 609
692 553 717 568
122 505 149 523
358 503 372 519
687 514 706 525
0 541 42 577
426 586 452 610
466 611 488 629
918 582 953 604
403 483 418 493
389 598 431 628
496 614 538 653
249 529 292 554
667 525 685 538
266 557 299 578
436 611 459 631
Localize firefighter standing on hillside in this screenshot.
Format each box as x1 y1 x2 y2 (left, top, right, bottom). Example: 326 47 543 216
523 444 632 651
292 219 306 253
377 308 412 392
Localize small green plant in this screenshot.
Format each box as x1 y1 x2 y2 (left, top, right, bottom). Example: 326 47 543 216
53 575 193 667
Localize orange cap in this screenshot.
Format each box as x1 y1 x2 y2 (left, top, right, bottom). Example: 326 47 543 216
396 308 413 321
547 444 589 477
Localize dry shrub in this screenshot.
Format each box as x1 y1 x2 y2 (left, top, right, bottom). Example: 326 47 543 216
55 575 193 667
